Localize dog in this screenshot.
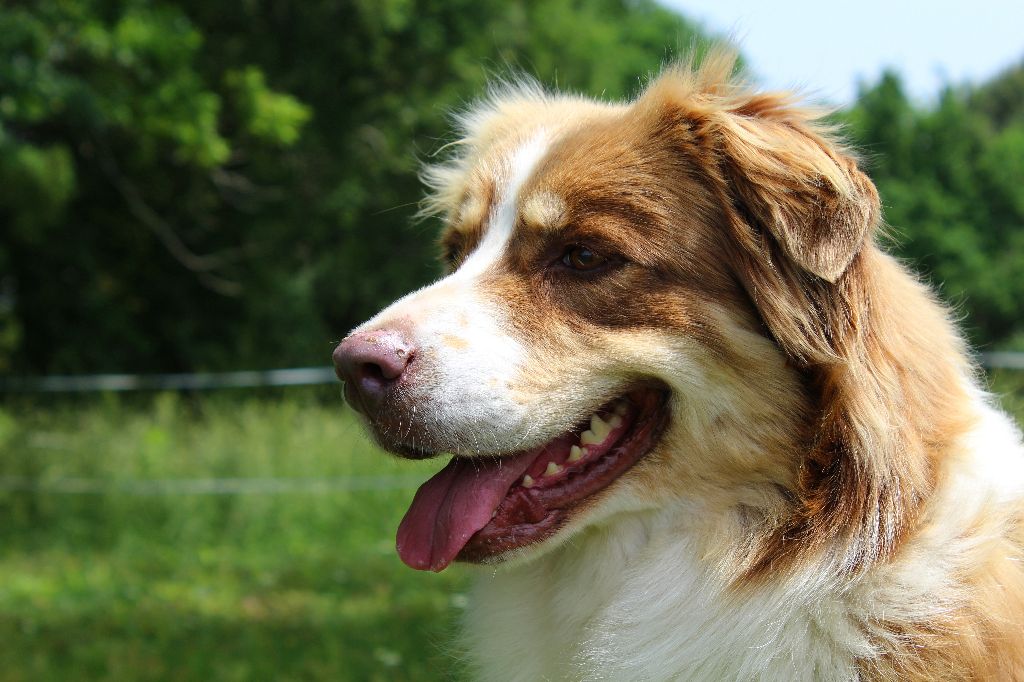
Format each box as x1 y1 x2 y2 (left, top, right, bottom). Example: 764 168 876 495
333 50 1024 680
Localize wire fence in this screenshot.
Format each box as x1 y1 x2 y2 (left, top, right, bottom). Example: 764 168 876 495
0 474 427 495
983 352 1024 370
0 366 340 393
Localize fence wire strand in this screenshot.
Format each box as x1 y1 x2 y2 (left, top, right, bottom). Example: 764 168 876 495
1 355 1022 394
0 475 427 495
0 367 340 393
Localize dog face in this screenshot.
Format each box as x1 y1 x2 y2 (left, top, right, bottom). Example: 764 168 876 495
334 52 884 573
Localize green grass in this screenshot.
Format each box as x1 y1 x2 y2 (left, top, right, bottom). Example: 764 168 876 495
0 376 1021 681
0 389 469 681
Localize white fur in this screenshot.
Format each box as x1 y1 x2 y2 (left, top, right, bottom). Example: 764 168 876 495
465 508 864 681
461 391 1024 681
961 389 1024 504
455 132 549 280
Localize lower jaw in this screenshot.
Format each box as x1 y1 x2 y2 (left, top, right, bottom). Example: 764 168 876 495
456 390 669 564
456 509 566 564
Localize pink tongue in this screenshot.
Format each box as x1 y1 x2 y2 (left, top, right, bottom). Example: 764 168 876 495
396 450 538 572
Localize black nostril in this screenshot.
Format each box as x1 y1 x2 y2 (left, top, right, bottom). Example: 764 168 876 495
361 362 387 382
353 361 391 395
332 328 416 416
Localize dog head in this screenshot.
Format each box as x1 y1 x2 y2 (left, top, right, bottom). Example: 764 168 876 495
334 50 899 573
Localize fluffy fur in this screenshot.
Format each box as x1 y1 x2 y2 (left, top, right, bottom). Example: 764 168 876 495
348 50 1024 680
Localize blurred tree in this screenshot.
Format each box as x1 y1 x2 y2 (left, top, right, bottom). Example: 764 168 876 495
845 68 1024 349
0 0 707 373
971 59 1024 128
0 0 310 372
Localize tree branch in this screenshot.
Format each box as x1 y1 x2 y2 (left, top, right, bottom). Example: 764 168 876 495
93 139 244 296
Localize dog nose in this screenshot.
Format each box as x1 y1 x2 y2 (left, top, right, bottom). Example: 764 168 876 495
333 329 415 416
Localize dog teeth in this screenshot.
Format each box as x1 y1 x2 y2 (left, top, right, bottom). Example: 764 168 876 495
522 475 535 488
581 414 612 446
592 414 613 438
608 414 623 429
568 445 584 462
544 462 563 476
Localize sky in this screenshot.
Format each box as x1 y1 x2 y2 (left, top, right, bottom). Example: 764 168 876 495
659 0 1024 105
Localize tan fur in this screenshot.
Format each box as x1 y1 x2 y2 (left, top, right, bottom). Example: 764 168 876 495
369 48 1024 678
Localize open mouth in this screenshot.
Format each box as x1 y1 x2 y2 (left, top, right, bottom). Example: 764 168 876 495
396 387 669 571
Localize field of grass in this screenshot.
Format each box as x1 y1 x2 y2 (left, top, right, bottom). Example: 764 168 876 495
0 388 469 681
0 374 1021 681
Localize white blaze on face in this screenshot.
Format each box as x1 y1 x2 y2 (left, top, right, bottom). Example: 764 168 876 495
351 133 553 454
452 133 551 281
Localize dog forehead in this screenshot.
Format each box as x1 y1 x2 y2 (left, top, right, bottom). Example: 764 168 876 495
447 133 548 236
447 132 555 277
446 98 627 231
453 136 620 242
442 94 699 268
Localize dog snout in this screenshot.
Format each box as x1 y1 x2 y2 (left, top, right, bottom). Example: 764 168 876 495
333 329 415 416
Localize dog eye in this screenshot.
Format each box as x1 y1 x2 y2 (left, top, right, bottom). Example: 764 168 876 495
561 245 608 271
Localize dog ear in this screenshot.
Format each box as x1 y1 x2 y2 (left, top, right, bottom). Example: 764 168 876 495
671 87 946 575
714 105 880 284
680 98 884 367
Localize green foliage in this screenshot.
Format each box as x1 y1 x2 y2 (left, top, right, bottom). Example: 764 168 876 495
845 68 1024 348
0 0 315 372
225 67 310 146
971 59 1024 128
0 0 709 374
0 140 76 234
